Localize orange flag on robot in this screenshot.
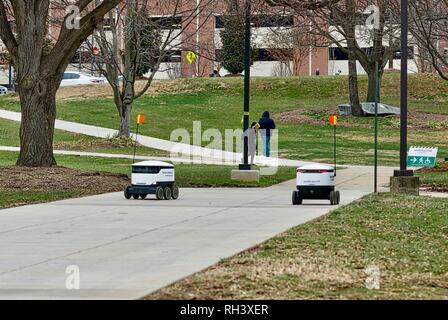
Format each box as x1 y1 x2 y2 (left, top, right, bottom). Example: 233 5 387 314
136 114 145 125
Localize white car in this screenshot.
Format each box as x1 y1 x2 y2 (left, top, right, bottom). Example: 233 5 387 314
0 85 8 94
60 71 106 87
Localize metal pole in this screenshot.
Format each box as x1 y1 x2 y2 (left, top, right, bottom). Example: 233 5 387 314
133 124 139 164
334 124 337 177
239 0 251 170
396 0 412 177
374 62 379 193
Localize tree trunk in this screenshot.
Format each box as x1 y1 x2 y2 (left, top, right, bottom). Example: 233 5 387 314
344 0 362 117
16 81 57 167
348 53 362 116
119 103 132 137
366 68 382 103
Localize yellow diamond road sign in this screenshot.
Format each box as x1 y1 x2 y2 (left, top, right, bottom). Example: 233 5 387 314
186 51 196 64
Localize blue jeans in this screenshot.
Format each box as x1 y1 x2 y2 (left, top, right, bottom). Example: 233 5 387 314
263 136 271 157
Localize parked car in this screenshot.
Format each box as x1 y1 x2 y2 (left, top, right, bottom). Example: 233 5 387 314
60 71 106 87
0 85 8 95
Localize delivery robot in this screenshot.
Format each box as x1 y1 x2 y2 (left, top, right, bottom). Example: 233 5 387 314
292 163 340 205
124 161 179 200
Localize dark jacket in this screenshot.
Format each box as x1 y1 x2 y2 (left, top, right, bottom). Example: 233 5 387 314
258 111 276 137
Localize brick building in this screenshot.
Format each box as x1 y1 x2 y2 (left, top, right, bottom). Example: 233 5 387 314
2 0 446 83
145 0 421 79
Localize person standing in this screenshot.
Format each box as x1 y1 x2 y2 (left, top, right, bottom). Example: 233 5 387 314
258 111 276 158
241 121 259 165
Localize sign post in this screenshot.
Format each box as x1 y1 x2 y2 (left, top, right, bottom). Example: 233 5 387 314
186 50 197 77
133 114 145 163
374 61 379 193
328 115 338 177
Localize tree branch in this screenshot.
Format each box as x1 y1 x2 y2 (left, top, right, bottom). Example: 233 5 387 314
0 1 18 58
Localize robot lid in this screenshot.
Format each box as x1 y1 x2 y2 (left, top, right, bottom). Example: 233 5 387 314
132 160 174 168
297 163 334 171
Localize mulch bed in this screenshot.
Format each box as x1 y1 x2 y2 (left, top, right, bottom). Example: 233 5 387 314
0 166 130 194
419 162 448 173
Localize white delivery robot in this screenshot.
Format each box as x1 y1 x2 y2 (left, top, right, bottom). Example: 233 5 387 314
292 163 340 205
124 161 179 200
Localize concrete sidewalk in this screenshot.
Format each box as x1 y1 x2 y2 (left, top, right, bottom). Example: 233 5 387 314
0 109 310 167
0 166 393 299
0 146 245 166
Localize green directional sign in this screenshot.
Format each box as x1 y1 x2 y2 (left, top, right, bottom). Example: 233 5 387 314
407 156 436 167
407 147 438 168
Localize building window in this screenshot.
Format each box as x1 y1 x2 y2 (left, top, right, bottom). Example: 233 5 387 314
257 49 275 61
215 48 292 62
150 17 182 29
258 48 293 61
329 46 415 60
252 15 294 28
392 47 415 59
329 47 349 60
215 15 294 29
215 16 225 29
163 50 181 63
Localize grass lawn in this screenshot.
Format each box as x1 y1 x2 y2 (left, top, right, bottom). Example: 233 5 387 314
0 151 296 208
0 190 82 209
147 193 448 300
0 118 168 157
1 73 446 166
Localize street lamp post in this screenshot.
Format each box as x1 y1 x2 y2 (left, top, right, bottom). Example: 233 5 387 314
394 0 413 177
239 0 251 171
390 0 419 195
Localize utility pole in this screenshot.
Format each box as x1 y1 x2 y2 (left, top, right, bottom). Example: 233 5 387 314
239 0 251 170
391 0 419 195
394 0 413 178
374 62 379 193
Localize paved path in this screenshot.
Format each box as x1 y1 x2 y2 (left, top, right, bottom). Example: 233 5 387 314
0 166 393 299
0 146 248 166
0 109 309 167
420 191 448 198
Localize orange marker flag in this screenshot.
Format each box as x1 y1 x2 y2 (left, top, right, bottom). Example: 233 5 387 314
328 115 338 126
136 114 145 125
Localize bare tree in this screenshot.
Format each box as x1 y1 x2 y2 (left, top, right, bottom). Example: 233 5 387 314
262 14 310 76
310 0 400 102
0 0 122 166
89 0 216 137
409 0 448 81
266 0 402 114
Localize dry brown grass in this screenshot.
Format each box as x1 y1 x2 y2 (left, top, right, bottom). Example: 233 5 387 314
147 193 448 300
